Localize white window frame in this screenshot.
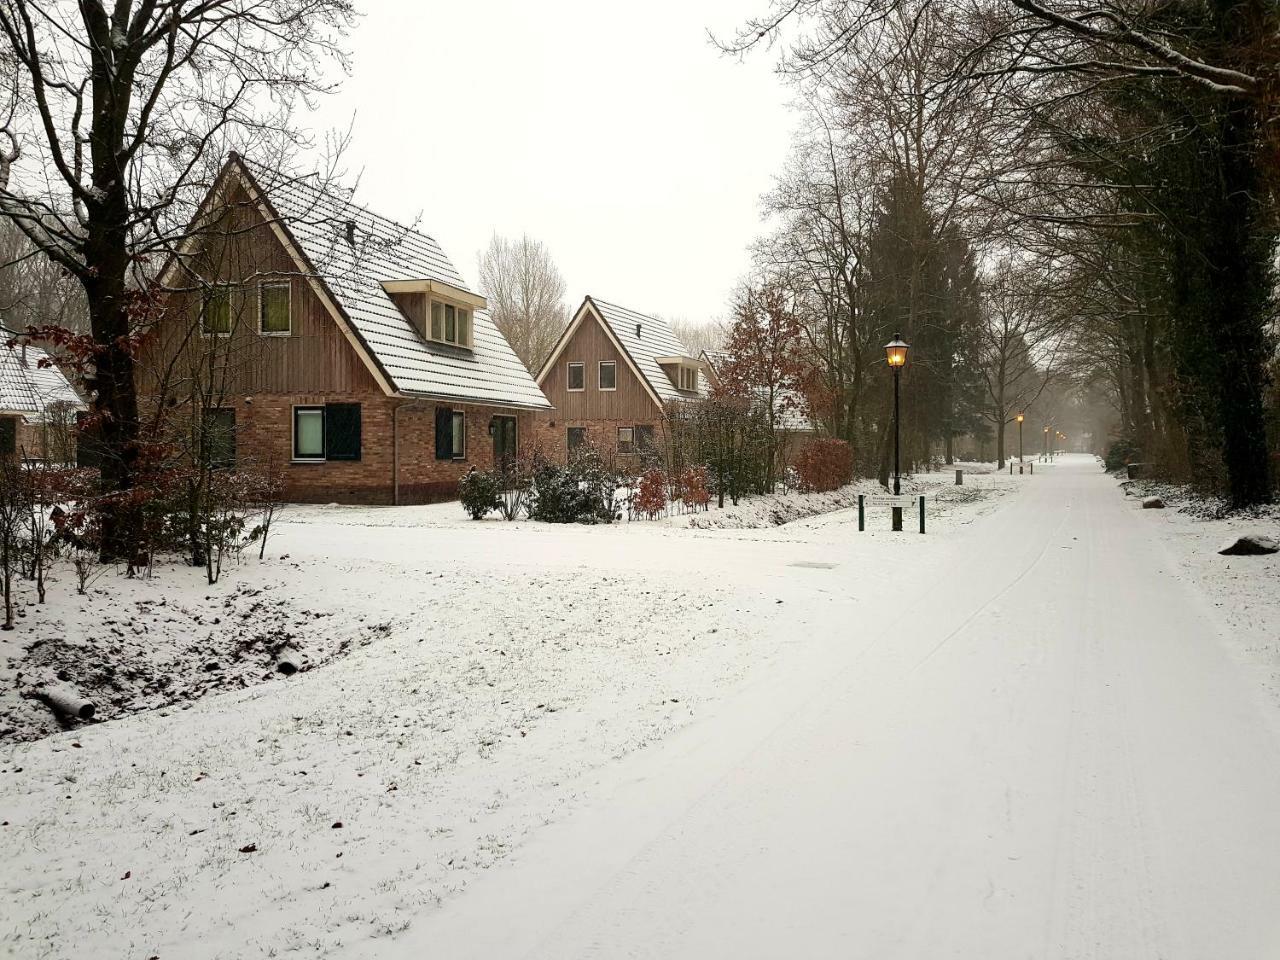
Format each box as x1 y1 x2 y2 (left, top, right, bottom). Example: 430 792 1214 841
598 360 617 391
200 283 233 339
678 366 698 391
258 280 292 336
451 410 466 460
617 426 634 455
567 362 585 392
427 297 473 349
292 404 326 462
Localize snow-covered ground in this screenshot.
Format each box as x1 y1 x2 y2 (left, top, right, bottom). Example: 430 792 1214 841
4 456 1279 958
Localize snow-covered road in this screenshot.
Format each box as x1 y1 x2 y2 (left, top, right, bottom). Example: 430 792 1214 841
409 454 1280 959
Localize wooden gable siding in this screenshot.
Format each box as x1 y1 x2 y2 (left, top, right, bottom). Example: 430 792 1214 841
539 310 659 421
141 183 381 398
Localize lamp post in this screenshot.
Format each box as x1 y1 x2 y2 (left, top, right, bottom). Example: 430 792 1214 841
1043 425 1049 462
885 335 910 498
1016 413 1025 465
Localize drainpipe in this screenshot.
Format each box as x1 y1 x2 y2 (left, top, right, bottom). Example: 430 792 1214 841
392 398 431 505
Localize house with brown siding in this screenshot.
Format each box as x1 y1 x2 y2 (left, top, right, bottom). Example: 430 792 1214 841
146 153 551 504
534 296 707 460
0 331 84 464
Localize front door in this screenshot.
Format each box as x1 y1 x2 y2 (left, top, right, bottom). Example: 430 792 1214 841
492 415 517 473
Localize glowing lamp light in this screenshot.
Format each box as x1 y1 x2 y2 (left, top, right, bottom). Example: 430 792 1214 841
884 335 910 368
1016 413 1025 424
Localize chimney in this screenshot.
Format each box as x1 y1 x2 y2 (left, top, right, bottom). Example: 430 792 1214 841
19 342 28 367
635 323 642 339
344 220 357 246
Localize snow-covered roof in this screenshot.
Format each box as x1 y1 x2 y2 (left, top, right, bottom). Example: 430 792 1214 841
234 156 550 410
587 298 707 403
0 333 84 420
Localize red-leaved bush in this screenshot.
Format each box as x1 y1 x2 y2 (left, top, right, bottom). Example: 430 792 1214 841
794 438 854 492
634 468 668 519
678 466 711 511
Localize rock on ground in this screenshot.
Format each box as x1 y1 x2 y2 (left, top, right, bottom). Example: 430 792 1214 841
1218 534 1279 556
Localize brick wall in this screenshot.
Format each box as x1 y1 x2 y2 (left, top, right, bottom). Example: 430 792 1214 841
532 413 666 467
211 393 535 504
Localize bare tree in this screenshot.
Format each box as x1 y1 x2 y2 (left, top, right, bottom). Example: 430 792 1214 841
477 233 568 373
0 0 357 559
668 316 727 356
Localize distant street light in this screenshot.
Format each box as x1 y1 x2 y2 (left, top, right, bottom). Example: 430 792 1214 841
885 334 910 498
1016 413 1025 464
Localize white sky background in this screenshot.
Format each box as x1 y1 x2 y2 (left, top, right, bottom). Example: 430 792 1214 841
308 0 795 326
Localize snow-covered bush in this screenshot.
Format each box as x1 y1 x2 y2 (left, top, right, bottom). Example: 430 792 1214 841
459 468 502 520
527 446 621 524
794 438 853 492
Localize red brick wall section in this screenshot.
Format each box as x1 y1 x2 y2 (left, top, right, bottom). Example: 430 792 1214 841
216 393 534 505
533 414 666 467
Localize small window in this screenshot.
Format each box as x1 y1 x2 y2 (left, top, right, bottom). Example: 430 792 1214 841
431 301 443 341
294 406 325 460
568 426 587 452
202 408 236 469
451 411 466 459
259 281 291 334
201 285 231 336
678 366 698 391
636 425 656 453
426 299 471 347
567 362 585 391
599 361 616 391
445 304 457 343
293 404 362 461
457 309 470 346
617 426 634 455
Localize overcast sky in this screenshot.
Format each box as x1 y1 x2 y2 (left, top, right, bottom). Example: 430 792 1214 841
309 0 795 326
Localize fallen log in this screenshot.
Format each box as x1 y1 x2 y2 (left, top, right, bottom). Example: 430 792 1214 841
40 683 95 721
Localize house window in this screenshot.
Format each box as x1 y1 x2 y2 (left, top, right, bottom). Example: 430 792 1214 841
567 362 585 391
259 281 291 335
636 425 656 453
434 407 467 460
568 426 587 452
201 285 231 336
429 300 472 347
202 408 236 469
452 411 466 459
617 426 634 455
293 403 362 462
0 417 15 457
678 366 698 391
294 406 324 460
598 361 616 391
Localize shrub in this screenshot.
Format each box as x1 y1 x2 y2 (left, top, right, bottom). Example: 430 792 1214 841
794 438 854 492
678 466 711 512
528 446 623 523
459 468 502 520
1104 437 1142 472
635 468 668 519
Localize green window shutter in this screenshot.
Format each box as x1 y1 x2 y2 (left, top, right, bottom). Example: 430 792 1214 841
325 403 361 461
201 408 236 468
0 418 16 457
434 406 453 460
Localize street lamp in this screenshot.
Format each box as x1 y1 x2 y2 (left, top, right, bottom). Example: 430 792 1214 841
885 334 909 497
1016 413 1025 464
1043 425 1049 462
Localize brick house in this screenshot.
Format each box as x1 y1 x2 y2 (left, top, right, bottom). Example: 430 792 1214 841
147 153 551 504
0 331 84 464
533 296 707 460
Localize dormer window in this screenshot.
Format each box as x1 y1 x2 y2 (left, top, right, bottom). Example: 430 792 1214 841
381 279 486 352
430 300 471 348
656 355 702 393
